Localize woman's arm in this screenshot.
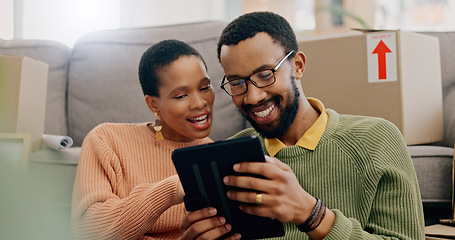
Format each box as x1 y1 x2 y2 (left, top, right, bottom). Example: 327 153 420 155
71 130 182 240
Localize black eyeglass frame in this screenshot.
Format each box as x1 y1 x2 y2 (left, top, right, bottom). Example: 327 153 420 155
220 50 295 96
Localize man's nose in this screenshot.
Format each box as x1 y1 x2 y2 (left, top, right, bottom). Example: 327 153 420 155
243 81 267 105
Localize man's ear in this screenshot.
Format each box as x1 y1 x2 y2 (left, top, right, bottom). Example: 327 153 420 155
145 95 159 113
293 51 306 80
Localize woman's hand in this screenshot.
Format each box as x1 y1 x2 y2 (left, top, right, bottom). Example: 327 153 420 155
180 208 241 240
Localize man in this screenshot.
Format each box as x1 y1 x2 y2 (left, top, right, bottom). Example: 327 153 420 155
180 11 424 240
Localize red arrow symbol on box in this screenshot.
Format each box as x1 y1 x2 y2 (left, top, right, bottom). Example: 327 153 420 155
372 40 392 79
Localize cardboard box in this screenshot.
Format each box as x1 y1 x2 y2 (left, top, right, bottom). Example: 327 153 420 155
0 55 49 151
298 30 443 145
425 224 455 239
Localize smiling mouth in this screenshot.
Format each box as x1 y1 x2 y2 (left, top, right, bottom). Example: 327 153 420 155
253 104 275 118
188 114 209 124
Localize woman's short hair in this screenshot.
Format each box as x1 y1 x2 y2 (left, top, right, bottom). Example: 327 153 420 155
139 39 207 97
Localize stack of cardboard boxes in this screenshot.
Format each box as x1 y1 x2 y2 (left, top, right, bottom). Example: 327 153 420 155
0 55 48 152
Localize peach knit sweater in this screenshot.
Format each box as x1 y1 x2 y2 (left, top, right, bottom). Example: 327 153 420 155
71 122 213 240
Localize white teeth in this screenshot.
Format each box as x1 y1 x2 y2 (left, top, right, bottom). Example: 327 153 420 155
254 105 274 118
197 118 208 124
192 115 207 121
190 115 208 124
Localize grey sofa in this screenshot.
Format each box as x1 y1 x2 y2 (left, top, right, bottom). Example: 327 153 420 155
0 21 453 228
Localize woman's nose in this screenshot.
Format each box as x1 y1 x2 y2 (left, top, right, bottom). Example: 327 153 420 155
191 93 208 109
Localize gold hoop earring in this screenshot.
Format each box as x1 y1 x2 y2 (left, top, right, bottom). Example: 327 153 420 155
153 112 164 141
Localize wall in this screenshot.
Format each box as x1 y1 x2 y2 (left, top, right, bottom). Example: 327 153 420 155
0 0 14 39
120 0 226 28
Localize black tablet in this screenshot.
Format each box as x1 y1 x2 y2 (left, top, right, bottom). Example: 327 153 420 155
171 135 285 239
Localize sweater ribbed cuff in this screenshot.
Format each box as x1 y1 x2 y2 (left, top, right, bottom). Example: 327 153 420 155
321 209 353 239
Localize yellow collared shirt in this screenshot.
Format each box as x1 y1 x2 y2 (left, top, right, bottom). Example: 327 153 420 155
265 98 328 156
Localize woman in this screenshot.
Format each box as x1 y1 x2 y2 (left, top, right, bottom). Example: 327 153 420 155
71 40 233 239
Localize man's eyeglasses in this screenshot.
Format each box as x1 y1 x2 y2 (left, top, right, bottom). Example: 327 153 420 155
220 50 295 96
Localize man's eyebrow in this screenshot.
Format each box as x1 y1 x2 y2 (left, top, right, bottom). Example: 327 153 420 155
226 64 271 80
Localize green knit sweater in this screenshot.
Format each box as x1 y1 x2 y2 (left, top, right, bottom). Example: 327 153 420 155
232 109 425 239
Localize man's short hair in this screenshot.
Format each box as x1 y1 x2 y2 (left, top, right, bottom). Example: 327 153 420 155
217 11 298 61
138 39 207 97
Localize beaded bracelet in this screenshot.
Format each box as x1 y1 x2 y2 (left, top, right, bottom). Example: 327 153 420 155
297 198 327 232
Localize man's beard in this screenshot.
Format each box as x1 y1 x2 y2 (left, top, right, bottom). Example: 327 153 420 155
239 76 300 139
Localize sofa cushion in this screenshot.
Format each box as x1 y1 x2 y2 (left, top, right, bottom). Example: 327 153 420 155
68 21 246 146
421 32 455 147
408 145 453 205
0 39 71 136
